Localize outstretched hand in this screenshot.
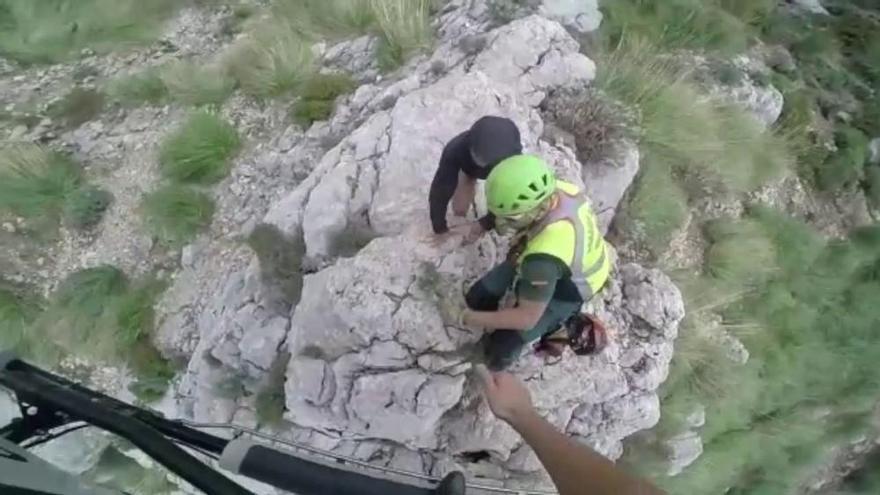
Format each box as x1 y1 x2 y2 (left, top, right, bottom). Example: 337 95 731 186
474 365 535 425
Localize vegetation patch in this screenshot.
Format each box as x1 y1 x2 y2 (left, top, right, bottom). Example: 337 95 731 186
107 68 169 106
159 111 241 184
0 144 81 221
372 0 432 71
815 125 869 192
542 88 636 164
703 218 777 288
274 0 375 39
45 87 106 128
0 283 42 355
63 185 113 230
0 0 178 65
223 21 315 98
255 351 291 427
14 266 175 399
141 184 215 247
291 72 356 126
600 0 776 56
596 43 791 256
160 60 235 107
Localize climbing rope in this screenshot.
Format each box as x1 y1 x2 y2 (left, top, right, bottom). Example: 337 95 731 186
179 420 558 495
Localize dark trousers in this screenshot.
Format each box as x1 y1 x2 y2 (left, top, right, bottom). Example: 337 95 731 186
465 262 582 371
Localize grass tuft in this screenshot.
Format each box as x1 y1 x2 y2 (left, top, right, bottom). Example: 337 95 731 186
815 125 869 192
223 22 314 98
54 265 129 318
160 60 235 107
703 218 777 288
107 68 168 106
542 88 637 163
0 144 81 220
274 0 375 39
0 284 42 354
291 72 356 125
255 351 290 427
46 87 106 128
128 341 176 403
371 0 432 71
141 184 215 246
159 111 241 184
63 185 112 229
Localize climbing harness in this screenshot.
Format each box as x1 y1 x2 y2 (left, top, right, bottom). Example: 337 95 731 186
534 313 610 358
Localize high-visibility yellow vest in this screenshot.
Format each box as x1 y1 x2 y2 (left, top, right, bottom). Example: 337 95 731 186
517 181 611 300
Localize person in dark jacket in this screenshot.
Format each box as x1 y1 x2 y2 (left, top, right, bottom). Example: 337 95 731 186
429 115 522 243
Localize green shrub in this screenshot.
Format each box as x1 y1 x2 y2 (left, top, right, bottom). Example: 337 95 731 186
223 22 314 97
107 68 168 106
159 111 240 184
141 184 215 246
128 339 176 403
371 0 432 71
815 126 869 191
46 87 106 127
645 218 880 494
113 278 166 348
274 0 375 39
0 144 81 220
600 0 760 56
0 0 177 65
63 185 112 229
291 72 356 125
620 160 689 256
709 59 744 86
54 265 129 318
597 43 790 196
0 285 41 353
255 351 290 427
704 218 777 287
596 42 792 256
160 61 235 106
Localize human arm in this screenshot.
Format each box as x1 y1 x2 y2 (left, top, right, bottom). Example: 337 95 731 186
464 299 547 331
429 142 465 234
475 366 666 495
463 255 560 331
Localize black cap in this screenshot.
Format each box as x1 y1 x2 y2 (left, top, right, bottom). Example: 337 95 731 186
468 116 522 168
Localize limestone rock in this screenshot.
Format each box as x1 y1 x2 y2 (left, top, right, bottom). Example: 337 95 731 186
869 138 880 165
166 7 686 486
665 430 704 476
582 140 640 233
538 0 603 34
792 0 829 15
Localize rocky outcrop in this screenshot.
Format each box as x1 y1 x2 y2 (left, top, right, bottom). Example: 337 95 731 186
158 4 685 487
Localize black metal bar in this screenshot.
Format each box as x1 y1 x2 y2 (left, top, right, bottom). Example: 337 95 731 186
1 357 228 454
0 358 252 495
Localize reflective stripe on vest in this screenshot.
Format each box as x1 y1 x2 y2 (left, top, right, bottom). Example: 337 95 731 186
517 181 610 300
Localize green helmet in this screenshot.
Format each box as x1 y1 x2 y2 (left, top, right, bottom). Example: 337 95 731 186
485 155 557 217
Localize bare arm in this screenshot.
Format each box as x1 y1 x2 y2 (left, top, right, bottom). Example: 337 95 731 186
476 366 665 495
